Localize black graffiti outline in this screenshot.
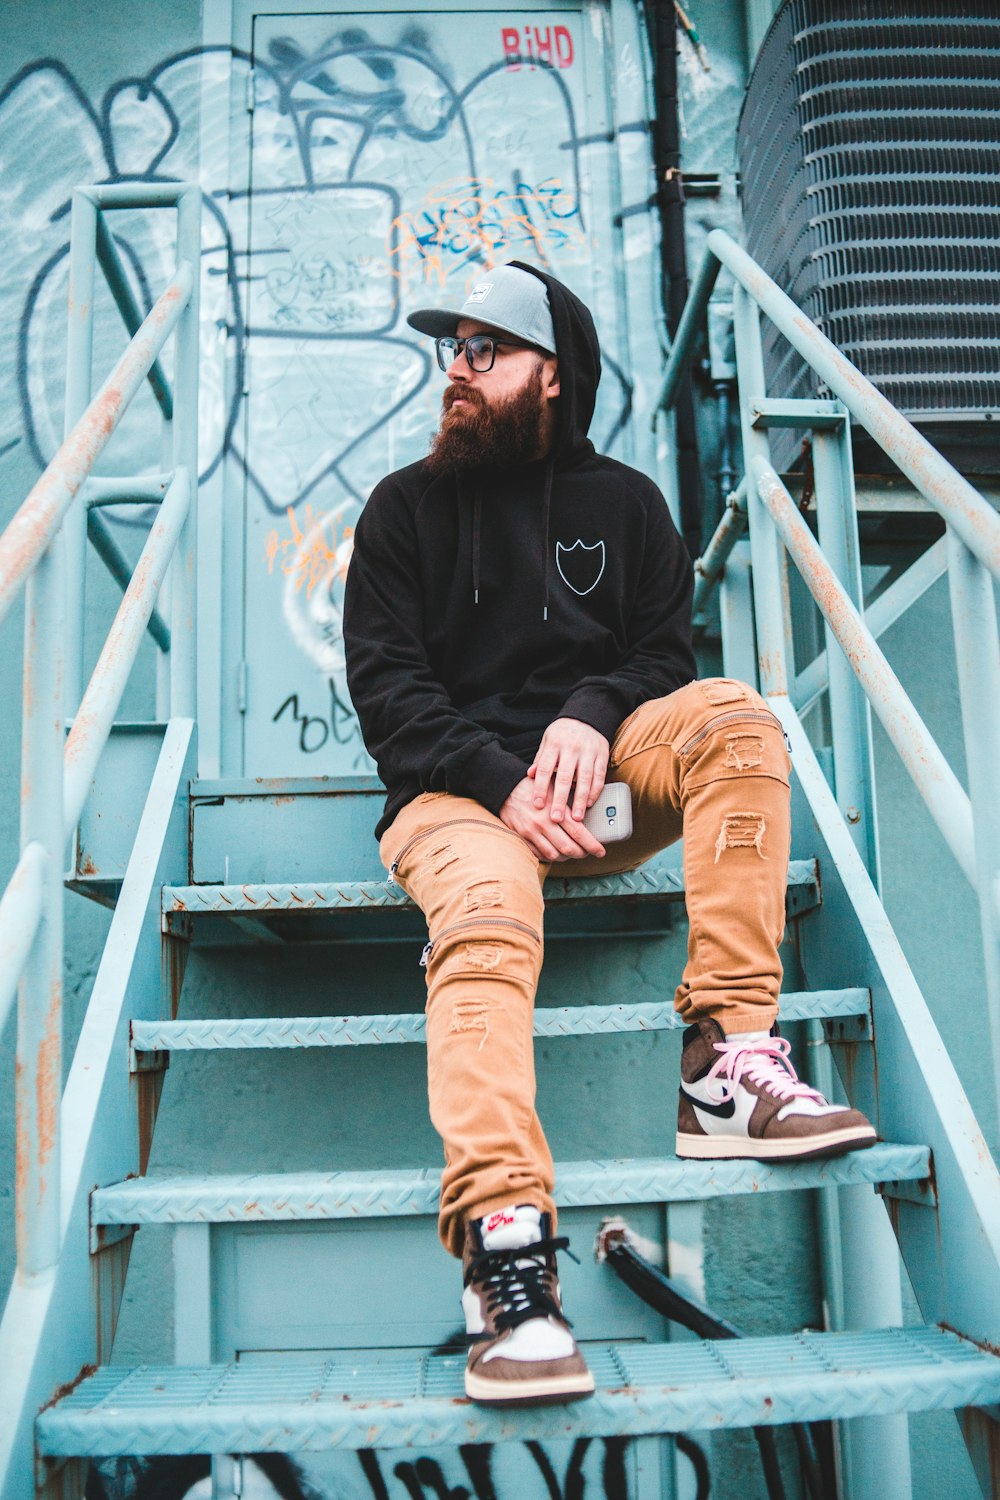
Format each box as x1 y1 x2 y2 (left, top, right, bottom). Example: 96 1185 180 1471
271 679 365 754
525 1439 590 1500
87 1431 693 1500
3 22 636 781
359 1436 632 1500
272 692 329 754
5 35 637 532
2 51 251 513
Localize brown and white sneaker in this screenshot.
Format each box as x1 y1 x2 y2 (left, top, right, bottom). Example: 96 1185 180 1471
461 1205 595 1406
676 1018 877 1161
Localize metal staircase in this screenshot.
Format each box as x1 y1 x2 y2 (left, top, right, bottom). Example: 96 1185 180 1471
1 188 998 1500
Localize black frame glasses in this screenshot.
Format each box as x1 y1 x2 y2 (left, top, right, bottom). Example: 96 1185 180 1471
434 334 537 373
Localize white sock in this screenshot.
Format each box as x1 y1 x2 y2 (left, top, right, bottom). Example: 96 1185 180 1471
479 1204 542 1252
724 1029 770 1044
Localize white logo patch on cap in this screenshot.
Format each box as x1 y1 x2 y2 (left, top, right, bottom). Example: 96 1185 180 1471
467 281 494 303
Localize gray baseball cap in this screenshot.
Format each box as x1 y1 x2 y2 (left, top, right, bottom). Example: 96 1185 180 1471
407 264 556 354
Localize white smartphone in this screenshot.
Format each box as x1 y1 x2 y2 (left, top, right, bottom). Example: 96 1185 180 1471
582 782 632 843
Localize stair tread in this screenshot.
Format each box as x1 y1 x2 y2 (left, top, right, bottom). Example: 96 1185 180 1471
37 1326 1000 1452
162 858 820 915
91 1143 929 1223
130 987 870 1051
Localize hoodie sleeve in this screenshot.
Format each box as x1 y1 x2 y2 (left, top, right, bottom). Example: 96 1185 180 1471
557 486 696 742
343 477 529 814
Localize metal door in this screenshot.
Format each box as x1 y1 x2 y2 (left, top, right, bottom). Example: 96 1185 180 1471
232 3 633 776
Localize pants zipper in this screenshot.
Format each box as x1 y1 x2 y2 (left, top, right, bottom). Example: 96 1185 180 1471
389 817 522 884
678 710 787 757
420 915 540 968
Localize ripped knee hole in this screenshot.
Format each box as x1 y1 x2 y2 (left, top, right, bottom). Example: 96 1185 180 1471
699 678 752 707
724 732 765 771
464 879 504 912
715 811 767 861
449 997 492 1049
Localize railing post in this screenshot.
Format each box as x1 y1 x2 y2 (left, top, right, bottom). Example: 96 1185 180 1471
811 425 881 883
17 538 64 1277
730 328 909 1490
718 538 759 689
63 190 97 717
170 188 201 720
946 531 1000 1125
731 282 792 697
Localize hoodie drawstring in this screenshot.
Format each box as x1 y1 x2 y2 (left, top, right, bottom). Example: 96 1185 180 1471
541 459 554 622
469 461 554 619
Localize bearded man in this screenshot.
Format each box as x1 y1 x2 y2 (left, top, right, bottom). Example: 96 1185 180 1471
342 262 874 1408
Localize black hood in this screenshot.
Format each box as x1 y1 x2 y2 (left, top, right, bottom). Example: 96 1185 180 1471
508 260 601 465
345 259 695 840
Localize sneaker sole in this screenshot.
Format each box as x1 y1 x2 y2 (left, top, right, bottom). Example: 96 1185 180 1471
675 1125 877 1161
465 1369 596 1406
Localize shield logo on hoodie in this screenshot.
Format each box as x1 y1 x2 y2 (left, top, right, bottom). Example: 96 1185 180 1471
555 538 606 596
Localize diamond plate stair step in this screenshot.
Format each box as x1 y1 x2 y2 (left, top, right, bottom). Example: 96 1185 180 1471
36 1327 1000 1455
91 1144 928 1225
161 857 820 922
130 986 870 1053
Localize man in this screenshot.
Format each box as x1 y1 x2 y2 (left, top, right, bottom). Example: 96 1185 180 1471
343 262 874 1408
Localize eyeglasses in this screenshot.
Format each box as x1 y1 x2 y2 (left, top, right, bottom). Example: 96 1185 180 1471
435 334 537 373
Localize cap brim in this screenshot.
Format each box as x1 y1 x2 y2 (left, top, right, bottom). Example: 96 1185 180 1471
406 307 463 338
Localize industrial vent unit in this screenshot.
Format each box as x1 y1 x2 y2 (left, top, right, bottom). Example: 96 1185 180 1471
737 0 1000 476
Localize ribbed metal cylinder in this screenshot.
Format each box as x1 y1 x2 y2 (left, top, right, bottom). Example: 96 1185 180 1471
738 2 1000 472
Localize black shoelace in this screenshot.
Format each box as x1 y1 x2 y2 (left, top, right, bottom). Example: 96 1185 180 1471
465 1235 576 1337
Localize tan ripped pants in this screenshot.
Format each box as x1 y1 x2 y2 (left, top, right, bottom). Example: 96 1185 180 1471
379 678 792 1257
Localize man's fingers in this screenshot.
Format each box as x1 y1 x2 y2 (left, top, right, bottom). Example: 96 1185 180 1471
589 756 609 806
530 832 564 861
531 747 558 807
562 814 605 859
572 761 595 820
549 755 578 821
536 817 586 862
584 756 609 809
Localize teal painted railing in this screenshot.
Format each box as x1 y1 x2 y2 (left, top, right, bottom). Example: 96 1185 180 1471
0 182 200 1282
656 228 1000 1495
657 227 1000 1123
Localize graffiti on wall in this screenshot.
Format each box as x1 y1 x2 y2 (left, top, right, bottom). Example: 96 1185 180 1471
86 1433 649 1498
388 176 586 286
0 20 642 777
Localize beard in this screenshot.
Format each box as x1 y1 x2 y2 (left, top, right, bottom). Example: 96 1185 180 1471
425 363 549 474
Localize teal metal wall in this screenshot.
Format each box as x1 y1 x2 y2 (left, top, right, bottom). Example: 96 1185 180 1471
0 2 991 1496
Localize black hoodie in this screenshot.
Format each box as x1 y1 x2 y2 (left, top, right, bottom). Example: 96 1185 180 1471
343 262 695 840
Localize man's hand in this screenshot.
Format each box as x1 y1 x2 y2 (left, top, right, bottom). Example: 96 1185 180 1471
528 718 610 823
499 777 606 864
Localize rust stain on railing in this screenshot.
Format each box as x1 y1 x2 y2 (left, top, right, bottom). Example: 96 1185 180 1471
0 272 191 626
36 987 61 1170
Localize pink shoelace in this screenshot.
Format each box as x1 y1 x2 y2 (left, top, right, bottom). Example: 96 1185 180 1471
705 1036 827 1104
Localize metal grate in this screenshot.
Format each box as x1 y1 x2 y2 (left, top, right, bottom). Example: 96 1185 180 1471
738 2 1000 470
90 1141 928 1224
37 1328 1000 1454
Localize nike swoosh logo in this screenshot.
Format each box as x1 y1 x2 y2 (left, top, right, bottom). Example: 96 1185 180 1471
680 1085 736 1119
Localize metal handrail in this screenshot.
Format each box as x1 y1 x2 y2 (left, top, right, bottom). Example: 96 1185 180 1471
752 457 979 898
95 215 175 420
657 227 1000 1112
692 477 747 616
655 229 1000 584
86 508 172 653
64 468 191 836
3 183 201 1277
793 537 948 718
0 262 193 629
0 843 47 1044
